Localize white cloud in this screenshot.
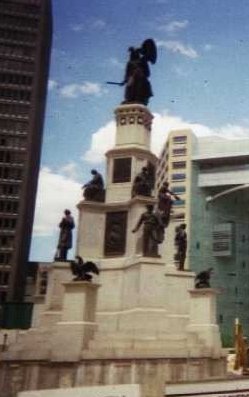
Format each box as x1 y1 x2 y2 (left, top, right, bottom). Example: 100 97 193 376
108 57 124 69
159 20 189 33
60 82 104 98
82 110 249 163
82 121 116 164
33 167 81 237
58 162 79 180
48 79 58 90
70 19 106 33
71 23 84 32
203 44 214 52
173 65 189 78
92 19 106 30
215 124 249 139
157 40 199 59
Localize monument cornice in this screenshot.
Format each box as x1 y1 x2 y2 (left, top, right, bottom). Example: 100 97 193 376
77 196 157 211
105 146 158 162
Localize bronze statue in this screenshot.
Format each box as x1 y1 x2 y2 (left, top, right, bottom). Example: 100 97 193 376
174 223 187 270
132 167 153 197
195 267 214 288
132 205 164 257
158 181 180 227
82 169 105 202
107 39 157 106
55 209 75 261
70 256 99 282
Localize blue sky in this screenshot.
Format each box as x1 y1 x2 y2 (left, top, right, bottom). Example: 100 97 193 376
30 0 249 262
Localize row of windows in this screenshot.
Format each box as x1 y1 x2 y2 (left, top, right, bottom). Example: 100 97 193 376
0 43 35 58
0 14 39 29
38 271 48 295
0 57 34 72
0 150 26 164
0 252 12 265
0 2 41 16
0 271 10 286
0 102 30 116
0 135 27 148
172 161 186 169
0 217 17 229
172 148 187 156
0 72 33 86
0 118 28 132
0 29 37 44
0 200 19 214
172 212 185 221
0 167 22 181
172 135 187 144
172 173 186 181
0 87 31 102
0 235 15 248
0 183 20 196
172 199 185 206
171 186 186 194
0 290 7 303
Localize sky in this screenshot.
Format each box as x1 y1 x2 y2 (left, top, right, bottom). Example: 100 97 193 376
30 0 249 262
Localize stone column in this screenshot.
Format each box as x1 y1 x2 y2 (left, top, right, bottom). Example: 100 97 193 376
187 288 222 357
51 281 100 361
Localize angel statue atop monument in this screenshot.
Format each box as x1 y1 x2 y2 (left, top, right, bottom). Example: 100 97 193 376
107 39 157 106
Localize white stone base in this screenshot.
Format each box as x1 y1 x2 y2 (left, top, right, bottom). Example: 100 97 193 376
187 288 222 357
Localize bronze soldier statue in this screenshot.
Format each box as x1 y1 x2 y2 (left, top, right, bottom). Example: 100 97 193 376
174 223 187 270
82 169 105 202
55 209 75 261
132 167 153 197
132 205 164 257
158 181 180 227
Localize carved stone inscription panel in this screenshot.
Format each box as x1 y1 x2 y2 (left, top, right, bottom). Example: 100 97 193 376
104 211 127 256
113 157 132 183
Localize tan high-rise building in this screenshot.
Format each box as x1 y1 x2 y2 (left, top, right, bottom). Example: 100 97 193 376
156 129 197 268
0 0 52 301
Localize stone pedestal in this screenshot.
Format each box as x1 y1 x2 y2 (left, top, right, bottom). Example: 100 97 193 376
38 261 72 327
164 268 195 315
51 282 100 361
114 104 153 149
187 288 222 356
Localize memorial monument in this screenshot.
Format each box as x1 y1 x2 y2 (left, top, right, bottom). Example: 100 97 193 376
0 39 226 397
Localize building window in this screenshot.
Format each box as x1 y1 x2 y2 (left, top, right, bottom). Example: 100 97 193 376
173 199 185 206
39 271 48 295
171 186 186 194
172 212 185 221
0 271 10 286
172 161 186 169
0 291 7 303
172 136 187 144
172 148 187 156
113 157 132 183
0 253 12 265
172 173 186 181
213 223 233 257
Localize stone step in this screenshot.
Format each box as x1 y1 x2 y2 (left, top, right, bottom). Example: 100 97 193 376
93 332 189 341
88 337 191 351
82 345 208 359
